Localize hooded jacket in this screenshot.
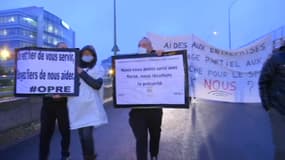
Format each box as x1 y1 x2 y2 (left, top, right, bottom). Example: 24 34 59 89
78 45 103 89
259 46 285 114
68 45 108 129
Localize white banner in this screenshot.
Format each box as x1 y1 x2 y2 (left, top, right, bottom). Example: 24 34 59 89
15 48 79 96
147 33 272 103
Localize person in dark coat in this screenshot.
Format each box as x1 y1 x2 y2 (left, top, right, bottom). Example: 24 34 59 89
129 37 163 160
39 42 70 160
259 41 285 160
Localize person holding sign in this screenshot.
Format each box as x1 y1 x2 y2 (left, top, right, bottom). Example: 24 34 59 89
39 42 71 160
259 42 285 160
129 37 163 160
68 45 108 160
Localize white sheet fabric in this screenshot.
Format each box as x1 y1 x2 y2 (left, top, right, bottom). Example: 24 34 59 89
68 65 108 130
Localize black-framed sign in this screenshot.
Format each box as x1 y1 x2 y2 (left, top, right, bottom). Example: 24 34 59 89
112 50 190 108
14 47 79 96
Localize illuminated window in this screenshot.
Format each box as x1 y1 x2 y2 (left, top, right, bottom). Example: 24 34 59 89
8 17 15 23
61 20 70 30
54 28 58 35
47 24 53 33
53 40 58 45
22 17 37 27
0 30 8 36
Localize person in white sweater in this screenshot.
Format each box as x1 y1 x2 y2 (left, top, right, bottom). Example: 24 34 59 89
68 45 108 160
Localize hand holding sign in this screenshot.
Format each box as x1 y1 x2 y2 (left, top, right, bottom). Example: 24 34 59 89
52 94 63 99
77 67 83 74
155 50 164 56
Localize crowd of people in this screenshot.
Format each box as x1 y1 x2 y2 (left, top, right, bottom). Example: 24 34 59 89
38 37 285 160
39 37 162 160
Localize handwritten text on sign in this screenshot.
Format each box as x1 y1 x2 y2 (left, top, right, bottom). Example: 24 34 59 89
147 32 272 102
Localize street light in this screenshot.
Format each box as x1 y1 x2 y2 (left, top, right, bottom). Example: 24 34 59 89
108 68 114 76
0 48 11 61
112 0 120 56
228 0 239 49
206 31 219 44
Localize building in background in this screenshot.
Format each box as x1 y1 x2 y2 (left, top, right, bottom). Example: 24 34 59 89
0 6 75 51
0 6 75 96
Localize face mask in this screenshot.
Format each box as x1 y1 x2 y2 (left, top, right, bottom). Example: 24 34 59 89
138 47 147 54
81 55 94 63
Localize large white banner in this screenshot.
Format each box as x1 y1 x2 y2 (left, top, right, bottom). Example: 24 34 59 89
147 33 272 103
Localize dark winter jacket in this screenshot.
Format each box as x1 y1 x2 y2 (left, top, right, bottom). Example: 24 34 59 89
259 46 285 114
78 45 103 90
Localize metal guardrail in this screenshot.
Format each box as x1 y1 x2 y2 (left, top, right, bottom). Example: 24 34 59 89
0 75 14 97
0 91 13 97
0 75 14 80
0 77 113 98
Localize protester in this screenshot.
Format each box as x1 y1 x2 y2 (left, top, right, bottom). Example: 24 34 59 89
259 42 285 160
39 42 71 160
68 45 108 160
129 37 163 160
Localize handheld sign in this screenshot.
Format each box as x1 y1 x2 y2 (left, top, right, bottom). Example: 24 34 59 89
112 50 190 108
14 47 79 96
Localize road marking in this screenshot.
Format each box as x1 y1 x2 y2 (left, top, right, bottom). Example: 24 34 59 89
104 84 112 88
104 97 113 104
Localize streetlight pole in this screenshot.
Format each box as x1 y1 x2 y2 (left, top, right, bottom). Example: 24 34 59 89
112 0 120 55
228 0 239 49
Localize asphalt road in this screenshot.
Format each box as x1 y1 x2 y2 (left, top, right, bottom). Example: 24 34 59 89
0 99 274 160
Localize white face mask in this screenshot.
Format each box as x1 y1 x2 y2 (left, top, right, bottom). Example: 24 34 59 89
81 55 94 63
137 47 147 54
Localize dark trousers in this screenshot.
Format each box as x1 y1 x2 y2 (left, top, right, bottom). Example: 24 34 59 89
78 126 97 160
269 108 285 160
129 108 163 160
39 100 70 160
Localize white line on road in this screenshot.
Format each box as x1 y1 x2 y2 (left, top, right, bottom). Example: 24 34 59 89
104 84 112 88
104 97 113 104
